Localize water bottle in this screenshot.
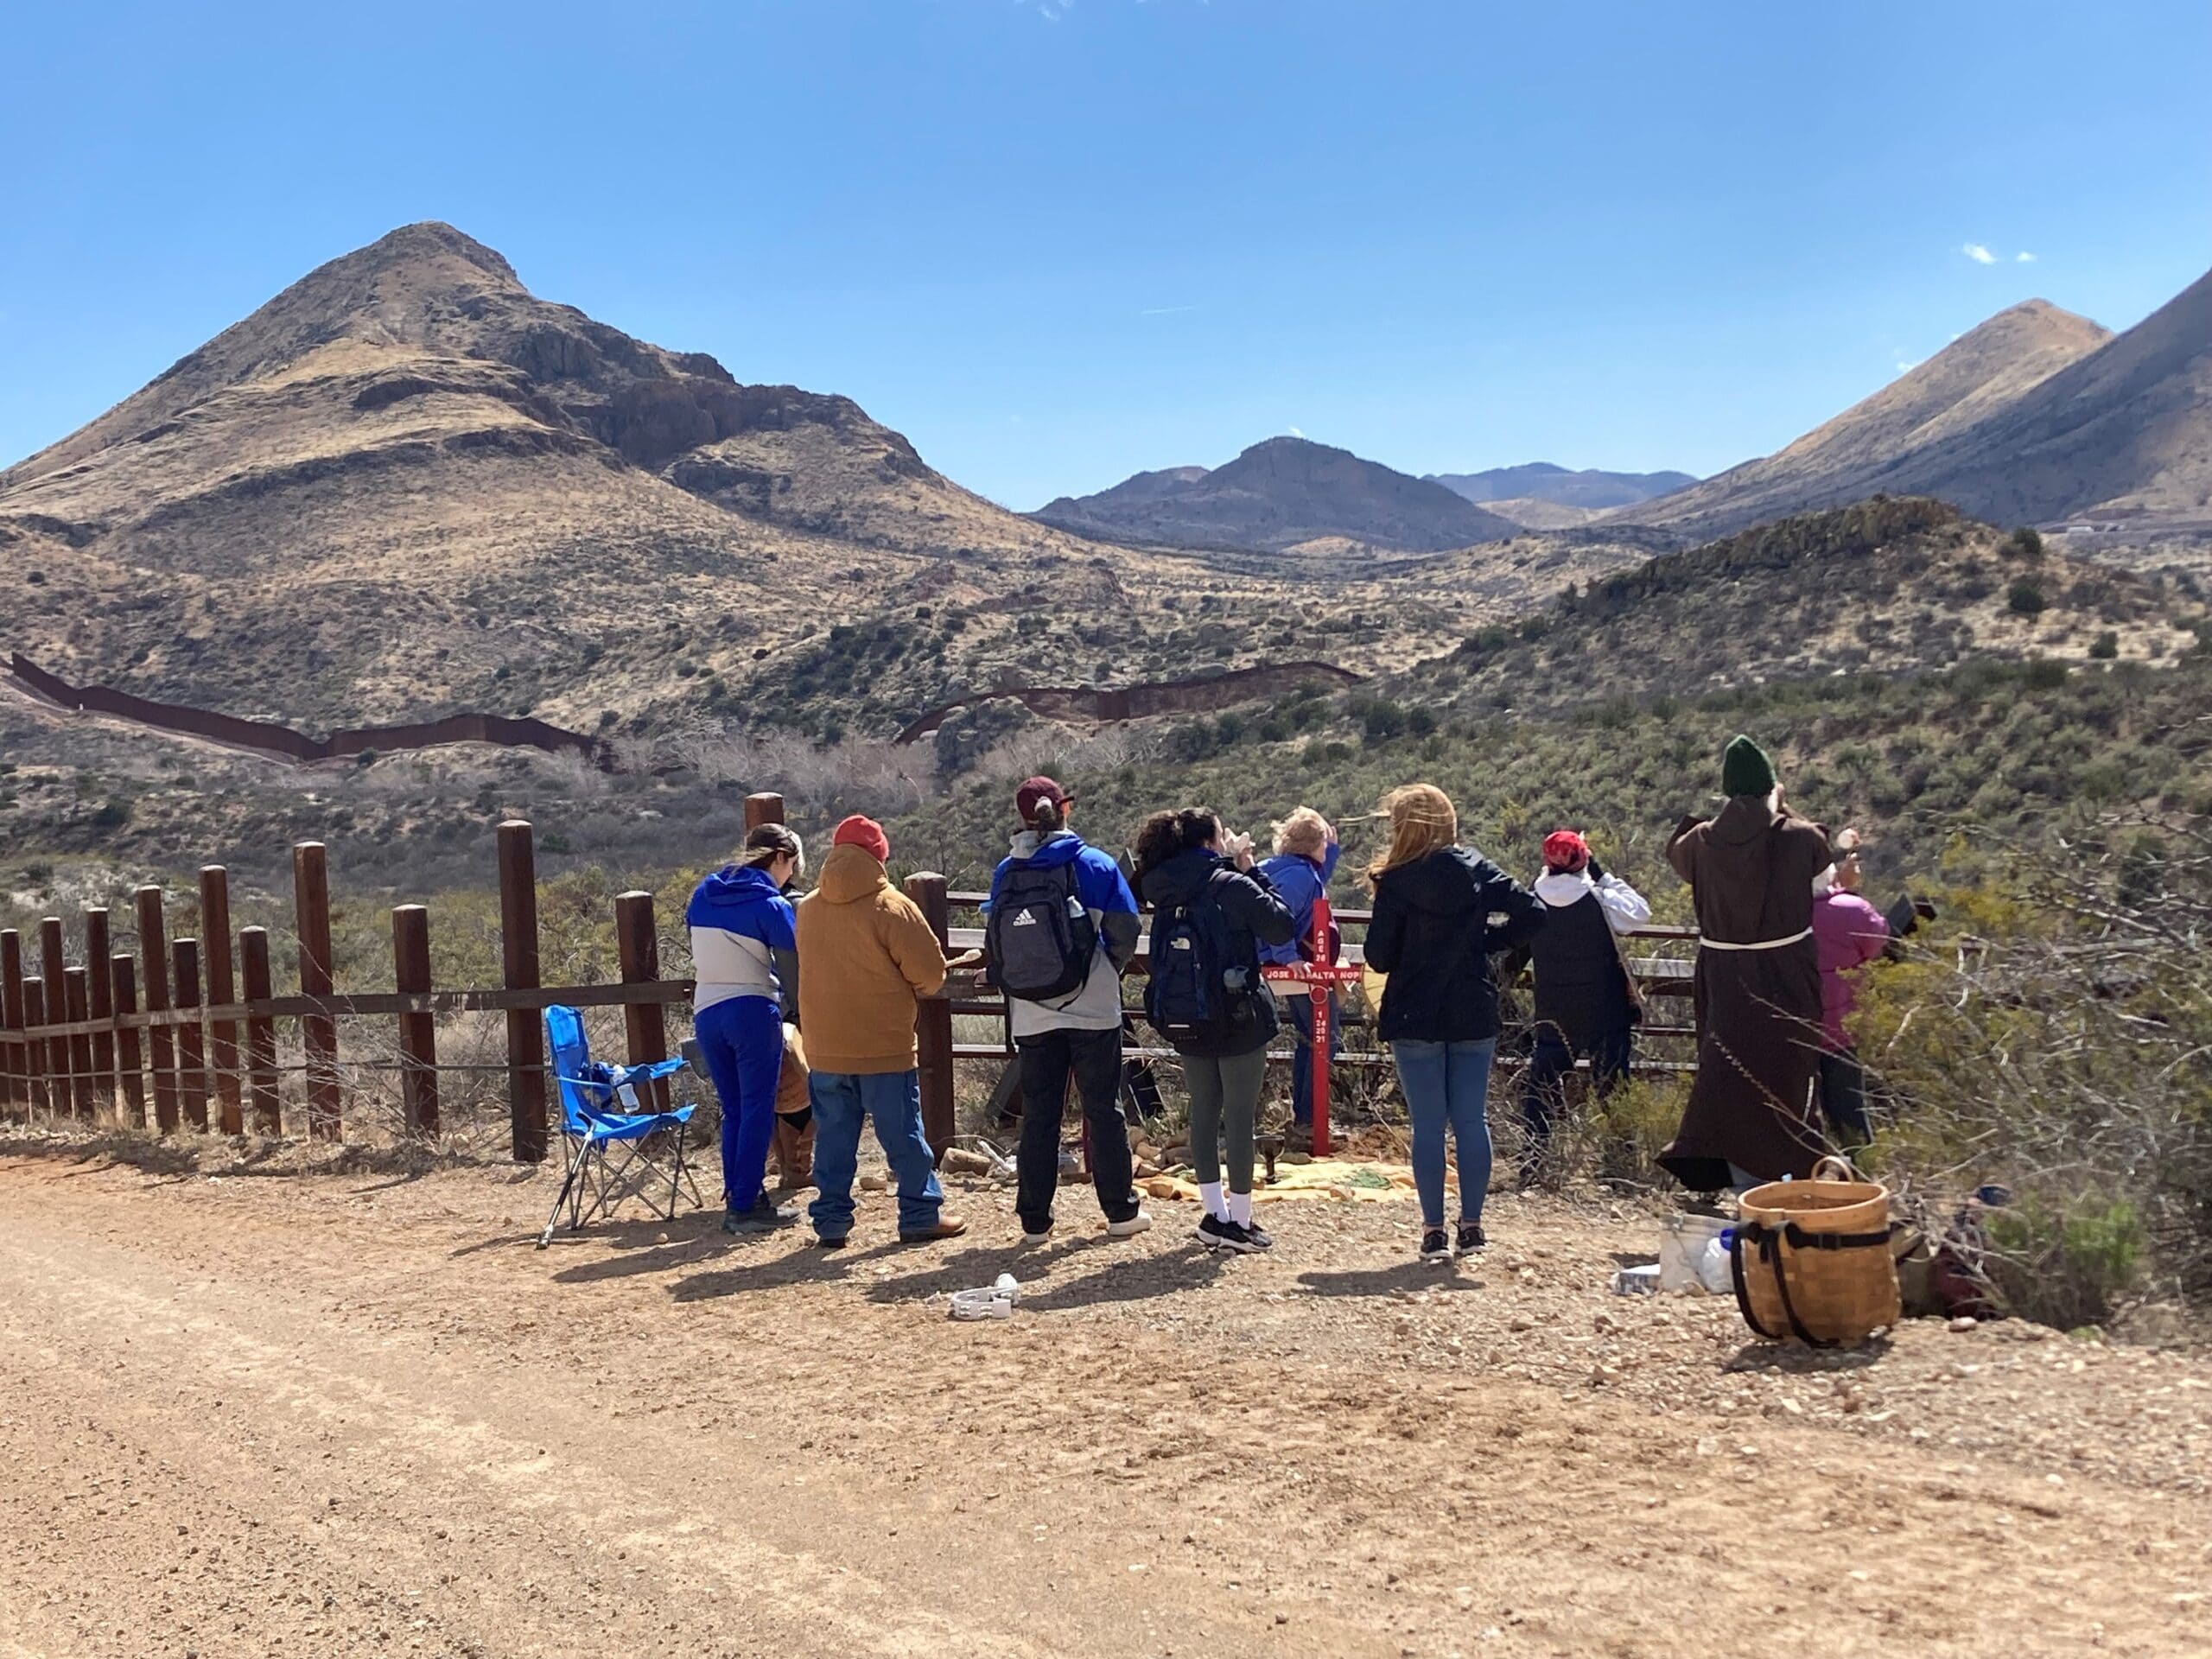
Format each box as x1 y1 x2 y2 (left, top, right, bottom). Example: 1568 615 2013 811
994 1271 1020 1305
1698 1229 1737 1295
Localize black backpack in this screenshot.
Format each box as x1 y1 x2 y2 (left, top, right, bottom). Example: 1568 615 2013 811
987 858 1097 1004
1145 870 1247 1046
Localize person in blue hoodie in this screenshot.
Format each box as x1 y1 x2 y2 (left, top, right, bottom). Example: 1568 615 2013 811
688 822 805 1234
984 776 1149 1245
1257 807 1341 1143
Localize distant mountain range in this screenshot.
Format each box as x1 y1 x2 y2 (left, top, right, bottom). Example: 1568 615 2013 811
1031 436 1523 553
1618 266 2212 536
1427 462 1698 512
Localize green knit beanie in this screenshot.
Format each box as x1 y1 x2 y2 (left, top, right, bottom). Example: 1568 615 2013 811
1721 734 1777 798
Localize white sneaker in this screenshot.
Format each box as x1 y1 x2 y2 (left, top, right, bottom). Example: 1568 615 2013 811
1021 1225 1053 1246
1106 1209 1153 1240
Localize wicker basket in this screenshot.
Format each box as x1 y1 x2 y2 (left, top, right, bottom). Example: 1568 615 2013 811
1732 1156 1900 1346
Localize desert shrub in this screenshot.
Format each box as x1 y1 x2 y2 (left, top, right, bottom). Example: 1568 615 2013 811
2008 580 2048 616
1853 830 2212 1324
2088 631 2120 660
2004 526 2046 563
1985 1194 2148 1332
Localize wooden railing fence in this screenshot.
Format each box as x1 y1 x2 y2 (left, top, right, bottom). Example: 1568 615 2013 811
0 790 1705 1165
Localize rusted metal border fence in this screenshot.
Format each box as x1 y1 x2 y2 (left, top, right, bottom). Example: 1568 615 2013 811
0 790 1704 1166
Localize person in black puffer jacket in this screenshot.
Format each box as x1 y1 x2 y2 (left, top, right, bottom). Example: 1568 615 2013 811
1134 807 1295 1255
1363 785 1546 1264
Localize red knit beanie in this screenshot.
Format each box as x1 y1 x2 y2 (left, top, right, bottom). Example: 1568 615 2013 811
1541 830 1590 874
831 814 890 863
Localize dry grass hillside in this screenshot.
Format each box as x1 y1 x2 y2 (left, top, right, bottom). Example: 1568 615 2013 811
1414 498 2201 720
1624 301 2113 537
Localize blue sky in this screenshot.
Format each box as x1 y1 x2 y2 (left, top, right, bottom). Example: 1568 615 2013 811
3 0 2207 510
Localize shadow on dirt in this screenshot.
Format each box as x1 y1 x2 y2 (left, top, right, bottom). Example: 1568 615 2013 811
1007 1242 1229 1311
1295 1260 1488 1297
668 1238 912 1300
1723 1336 1893 1373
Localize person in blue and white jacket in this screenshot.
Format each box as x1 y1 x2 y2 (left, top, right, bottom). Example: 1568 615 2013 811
1258 807 1341 1143
688 822 804 1234
985 776 1148 1245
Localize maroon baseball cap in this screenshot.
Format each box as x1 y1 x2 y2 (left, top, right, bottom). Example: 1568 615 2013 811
1015 775 1073 824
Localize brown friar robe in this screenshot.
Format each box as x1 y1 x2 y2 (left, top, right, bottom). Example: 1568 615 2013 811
1660 798 1833 1189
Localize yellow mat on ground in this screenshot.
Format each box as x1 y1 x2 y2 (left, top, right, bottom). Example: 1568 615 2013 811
1141 1158 1446 1204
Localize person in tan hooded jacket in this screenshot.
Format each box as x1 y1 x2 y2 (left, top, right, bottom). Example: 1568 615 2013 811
794 815 969 1246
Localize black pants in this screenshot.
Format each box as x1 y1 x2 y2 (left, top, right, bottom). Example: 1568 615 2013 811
1519 1021 1633 1165
1817 1047 1871 1146
1015 1026 1140 1231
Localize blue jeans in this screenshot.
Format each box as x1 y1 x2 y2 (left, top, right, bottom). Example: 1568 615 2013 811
694 995 784 1213
1287 992 1343 1127
807 1069 944 1240
1390 1038 1497 1228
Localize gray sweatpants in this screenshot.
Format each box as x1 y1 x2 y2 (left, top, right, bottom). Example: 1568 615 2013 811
1185 1046 1269 1195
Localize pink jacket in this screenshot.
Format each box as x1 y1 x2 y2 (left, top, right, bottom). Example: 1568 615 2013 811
1812 889 1889 1050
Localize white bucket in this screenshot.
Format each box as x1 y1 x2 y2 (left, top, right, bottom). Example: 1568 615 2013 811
1658 1212 1732 1294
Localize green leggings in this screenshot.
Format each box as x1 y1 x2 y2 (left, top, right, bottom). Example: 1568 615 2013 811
1185 1046 1269 1195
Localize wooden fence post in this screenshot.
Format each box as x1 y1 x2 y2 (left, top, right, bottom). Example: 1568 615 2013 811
111 956 146 1129
85 908 115 1121
392 905 438 1138
904 871 955 1162
744 791 785 831
293 842 340 1141
135 887 179 1133
22 981 48 1119
200 868 242 1135
239 927 281 1135
173 939 208 1130
497 821 547 1163
64 968 93 1122
0 929 22 1117
39 918 71 1120
614 889 669 1109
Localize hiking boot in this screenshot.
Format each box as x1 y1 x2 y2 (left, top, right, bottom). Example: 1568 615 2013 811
1106 1210 1153 1240
723 1194 798 1234
1454 1219 1487 1257
898 1213 969 1245
1419 1227 1452 1264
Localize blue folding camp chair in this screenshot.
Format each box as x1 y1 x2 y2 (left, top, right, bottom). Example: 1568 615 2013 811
537 1004 703 1248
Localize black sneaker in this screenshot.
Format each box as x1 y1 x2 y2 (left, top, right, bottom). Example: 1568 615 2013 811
1196 1214 1235 1250
815 1232 849 1250
1454 1219 1487 1256
1419 1227 1452 1264
1208 1217 1264 1255
1241 1218 1274 1252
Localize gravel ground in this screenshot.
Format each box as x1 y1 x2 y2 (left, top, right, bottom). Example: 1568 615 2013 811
1 1128 2207 1658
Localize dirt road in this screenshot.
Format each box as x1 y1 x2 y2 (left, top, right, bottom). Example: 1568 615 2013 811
1 1141 2205 1658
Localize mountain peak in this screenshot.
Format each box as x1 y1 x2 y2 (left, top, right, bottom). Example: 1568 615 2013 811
1622 293 2116 534
344 220 520 283
1033 435 1522 553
